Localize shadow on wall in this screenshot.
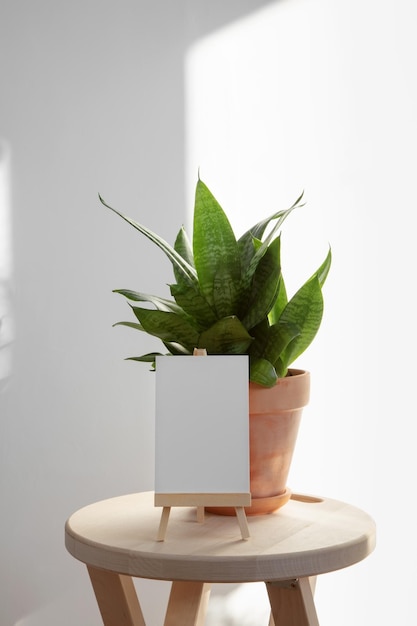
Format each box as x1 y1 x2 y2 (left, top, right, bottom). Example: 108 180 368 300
0 139 12 392
187 0 278 42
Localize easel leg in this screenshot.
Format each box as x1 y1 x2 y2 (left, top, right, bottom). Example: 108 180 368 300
266 577 319 626
197 506 205 523
164 581 211 626
157 506 171 541
87 565 146 626
235 506 250 540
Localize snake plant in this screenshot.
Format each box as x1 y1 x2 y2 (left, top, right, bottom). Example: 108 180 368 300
100 177 331 387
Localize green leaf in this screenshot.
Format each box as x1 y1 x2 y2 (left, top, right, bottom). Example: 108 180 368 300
193 179 241 307
241 236 282 329
263 321 300 366
113 289 186 314
274 357 288 379
113 321 144 331
99 194 198 287
238 192 305 283
272 248 331 370
212 264 242 318
127 352 163 363
162 341 192 355
247 318 270 361
198 316 253 354
239 191 305 242
169 283 217 328
131 306 200 352
249 358 278 387
173 226 195 286
315 246 332 288
278 274 324 368
268 276 288 325
237 232 256 278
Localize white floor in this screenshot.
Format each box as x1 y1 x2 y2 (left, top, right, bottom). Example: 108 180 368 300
205 583 271 626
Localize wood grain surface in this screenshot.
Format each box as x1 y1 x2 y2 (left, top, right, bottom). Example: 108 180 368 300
65 491 376 583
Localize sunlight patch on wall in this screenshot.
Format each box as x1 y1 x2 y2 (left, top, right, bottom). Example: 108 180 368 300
184 6 312 625
184 3 339 326
184 0 338 291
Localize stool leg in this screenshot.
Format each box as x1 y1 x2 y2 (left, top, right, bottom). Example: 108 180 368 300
164 581 211 626
87 565 146 626
266 577 319 626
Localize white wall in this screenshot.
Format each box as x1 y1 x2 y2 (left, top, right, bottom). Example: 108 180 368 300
0 0 415 624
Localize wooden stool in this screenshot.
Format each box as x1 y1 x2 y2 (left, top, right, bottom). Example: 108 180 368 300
65 491 376 625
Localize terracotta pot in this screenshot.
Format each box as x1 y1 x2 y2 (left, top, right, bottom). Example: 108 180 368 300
207 368 310 516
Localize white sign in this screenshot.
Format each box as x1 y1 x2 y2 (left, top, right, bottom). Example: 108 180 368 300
155 355 249 495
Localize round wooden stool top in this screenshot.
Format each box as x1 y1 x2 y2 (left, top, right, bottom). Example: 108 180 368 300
65 491 376 583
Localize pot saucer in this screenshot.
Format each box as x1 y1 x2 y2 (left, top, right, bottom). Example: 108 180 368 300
205 487 291 516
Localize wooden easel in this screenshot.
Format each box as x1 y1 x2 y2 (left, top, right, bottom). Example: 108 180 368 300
155 492 251 541
155 348 251 541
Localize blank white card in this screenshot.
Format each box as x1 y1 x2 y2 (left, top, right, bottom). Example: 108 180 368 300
154 355 249 495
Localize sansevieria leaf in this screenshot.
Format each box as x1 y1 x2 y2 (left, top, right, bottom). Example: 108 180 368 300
99 195 198 287
249 358 278 387
170 283 217 328
241 236 282 329
104 177 331 385
240 192 305 283
277 274 324 368
239 191 305 243
173 226 195 287
274 247 331 369
113 289 186 315
131 307 199 352
198 316 253 354
262 321 301 368
193 179 241 307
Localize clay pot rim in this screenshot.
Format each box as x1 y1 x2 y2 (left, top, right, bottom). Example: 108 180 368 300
249 368 309 389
